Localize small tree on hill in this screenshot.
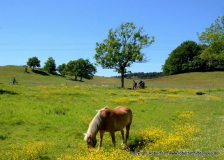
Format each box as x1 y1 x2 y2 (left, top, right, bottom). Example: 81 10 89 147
57 63 66 76
66 58 96 81
78 59 97 81
44 57 56 74
27 56 41 70
66 60 79 81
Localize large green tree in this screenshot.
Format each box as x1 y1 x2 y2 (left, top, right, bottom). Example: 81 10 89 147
162 41 203 75
44 57 56 74
94 22 155 88
66 58 96 81
27 56 40 70
197 15 224 45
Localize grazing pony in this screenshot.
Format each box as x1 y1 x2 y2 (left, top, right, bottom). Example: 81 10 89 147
84 106 132 149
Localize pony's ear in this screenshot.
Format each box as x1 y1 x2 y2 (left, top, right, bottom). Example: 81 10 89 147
96 106 109 112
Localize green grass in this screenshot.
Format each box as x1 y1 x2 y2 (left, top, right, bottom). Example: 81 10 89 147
0 66 224 159
0 84 224 159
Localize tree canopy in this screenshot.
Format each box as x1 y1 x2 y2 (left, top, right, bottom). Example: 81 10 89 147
95 22 155 88
44 57 56 74
27 56 40 70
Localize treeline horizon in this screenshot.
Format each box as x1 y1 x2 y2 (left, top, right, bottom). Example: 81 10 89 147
112 72 164 79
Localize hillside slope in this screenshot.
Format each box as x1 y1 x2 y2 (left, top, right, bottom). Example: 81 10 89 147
0 65 122 86
146 72 224 89
1 65 224 89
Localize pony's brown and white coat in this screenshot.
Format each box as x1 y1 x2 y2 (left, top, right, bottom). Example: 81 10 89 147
84 106 132 149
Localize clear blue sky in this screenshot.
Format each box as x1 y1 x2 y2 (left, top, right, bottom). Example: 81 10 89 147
0 0 224 77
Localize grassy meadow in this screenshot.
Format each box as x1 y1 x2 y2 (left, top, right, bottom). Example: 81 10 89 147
0 66 224 159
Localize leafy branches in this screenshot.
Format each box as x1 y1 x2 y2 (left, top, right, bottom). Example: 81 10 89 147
197 15 224 45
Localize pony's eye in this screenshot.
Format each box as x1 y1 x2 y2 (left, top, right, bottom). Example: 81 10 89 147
87 140 91 144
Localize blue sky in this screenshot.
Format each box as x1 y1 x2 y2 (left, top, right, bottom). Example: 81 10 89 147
0 0 224 77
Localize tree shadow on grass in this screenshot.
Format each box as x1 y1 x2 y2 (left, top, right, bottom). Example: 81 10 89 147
32 70 49 76
0 90 19 95
67 77 85 82
127 135 145 152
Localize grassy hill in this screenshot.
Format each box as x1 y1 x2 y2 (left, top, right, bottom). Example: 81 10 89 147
1 65 224 89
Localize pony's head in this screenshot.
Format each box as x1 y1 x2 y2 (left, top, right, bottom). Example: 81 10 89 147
84 133 97 148
83 106 108 149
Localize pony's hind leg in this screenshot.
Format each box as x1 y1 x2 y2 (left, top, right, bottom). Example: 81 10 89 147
125 123 131 143
121 129 125 145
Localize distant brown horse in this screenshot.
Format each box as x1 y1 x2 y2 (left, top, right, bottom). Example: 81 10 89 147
84 106 132 149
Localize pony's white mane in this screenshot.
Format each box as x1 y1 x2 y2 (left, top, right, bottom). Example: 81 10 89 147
84 106 108 141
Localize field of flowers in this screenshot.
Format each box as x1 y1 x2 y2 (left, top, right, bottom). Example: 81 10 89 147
0 84 223 159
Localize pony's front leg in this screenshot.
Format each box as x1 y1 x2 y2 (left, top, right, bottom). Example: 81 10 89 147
98 131 104 150
121 129 125 145
110 132 116 148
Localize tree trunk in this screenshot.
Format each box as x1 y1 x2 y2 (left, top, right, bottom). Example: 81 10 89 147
120 70 125 88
